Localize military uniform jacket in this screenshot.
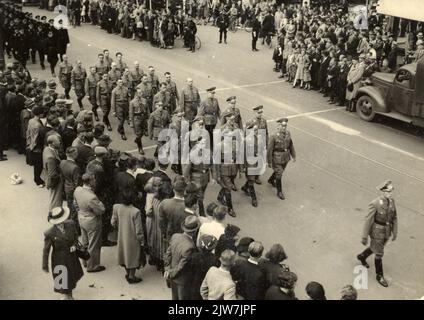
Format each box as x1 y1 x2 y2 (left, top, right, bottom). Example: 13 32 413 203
148 109 171 140
108 69 122 88
111 86 130 111
153 90 172 112
71 67 87 91
267 131 296 165
131 68 144 87
58 62 73 88
122 73 134 92
96 79 113 103
136 82 153 100
221 107 242 129
197 97 221 126
362 196 398 241
250 117 268 143
165 80 179 101
129 95 149 120
180 86 201 121
183 157 212 189
115 60 128 74
95 61 109 76
213 140 241 180
147 73 160 94
85 73 100 98
104 56 113 70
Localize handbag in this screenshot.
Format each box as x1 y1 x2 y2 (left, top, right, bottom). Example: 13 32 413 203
75 241 90 260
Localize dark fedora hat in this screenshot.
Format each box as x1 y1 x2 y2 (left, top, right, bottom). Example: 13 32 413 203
181 215 200 233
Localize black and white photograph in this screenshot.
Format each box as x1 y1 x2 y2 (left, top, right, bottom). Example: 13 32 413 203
0 0 424 305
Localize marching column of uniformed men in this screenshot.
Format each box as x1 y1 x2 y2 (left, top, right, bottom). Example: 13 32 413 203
0 2 70 74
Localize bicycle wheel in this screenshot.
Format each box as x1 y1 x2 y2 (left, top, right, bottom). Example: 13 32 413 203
195 36 201 50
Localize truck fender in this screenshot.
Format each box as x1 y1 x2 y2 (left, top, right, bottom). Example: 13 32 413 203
356 86 388 113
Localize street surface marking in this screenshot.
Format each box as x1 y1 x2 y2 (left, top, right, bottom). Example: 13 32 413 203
209 80 285 93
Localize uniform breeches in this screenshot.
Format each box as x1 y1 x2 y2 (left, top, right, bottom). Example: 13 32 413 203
100 96 111 124
272 162 288 179
116 106 128 135
133 115 146 138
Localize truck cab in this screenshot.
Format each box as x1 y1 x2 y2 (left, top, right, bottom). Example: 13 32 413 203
355 59 424 128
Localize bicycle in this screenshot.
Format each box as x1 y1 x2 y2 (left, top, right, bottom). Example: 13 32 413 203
195 35 201 50
244 18 253 33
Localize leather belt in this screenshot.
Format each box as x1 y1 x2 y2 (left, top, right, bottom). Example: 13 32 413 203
275 149 288 152
374 220 389 226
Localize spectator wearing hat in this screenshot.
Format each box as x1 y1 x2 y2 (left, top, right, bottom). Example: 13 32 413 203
357 180 397 288
26 105 46 186
60 146 82 229
215 224 241 261
345 56 365 112
340 284 358 300
306 281 327 300
114 155 137 204
197 204 226 248
267 117 296 200
111 188 146 284
265 271 298 300
159 176 187 242
164 215 200 300
42 206 84 300
42 135 64 211
187 234 219 300
235 237 255 263
74 173 106 273
231 241 267 300
72 128 94 172
260 243 290 289
201 249 237 300
20 99 35 155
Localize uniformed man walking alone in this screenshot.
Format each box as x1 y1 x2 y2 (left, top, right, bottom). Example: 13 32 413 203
357 180 398 288
197 87 220 145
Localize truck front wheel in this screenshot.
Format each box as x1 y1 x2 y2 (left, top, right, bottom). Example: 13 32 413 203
356 95 376 122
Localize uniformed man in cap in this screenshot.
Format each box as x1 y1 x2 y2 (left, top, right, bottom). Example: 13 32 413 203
357 180 398 288
169 109 185 175
153 82 172 113
241 121 265 207
85 66 101 121
35 22 47 70
267 118 296 200
148 101 171 158
213 128 242 217
96 73 113 131
121 68 134 100
197 87 221 145
221 96 242 129
246 105 268 185
112 79 130 140
183 136 213 216
136 74 154 113
164 72 179 113
71 60 87 110
130 86 150 154
180 78 201 128
58 55 73 99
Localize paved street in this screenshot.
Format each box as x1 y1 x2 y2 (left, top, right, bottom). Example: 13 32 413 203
1 7 424 300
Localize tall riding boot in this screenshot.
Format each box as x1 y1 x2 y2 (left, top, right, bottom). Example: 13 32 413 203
92 104 99 121
375 258 388 287
276 178 285 200
241 181 249 195
77 98 83 110
198 200 205 217
268 172 276 187
225 190 236 217
250 185 258 207
217 189 225 205
357 248 372 268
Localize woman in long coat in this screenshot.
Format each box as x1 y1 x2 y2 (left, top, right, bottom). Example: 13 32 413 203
42 207 83 300
111 189 145 284
145 179 170 271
